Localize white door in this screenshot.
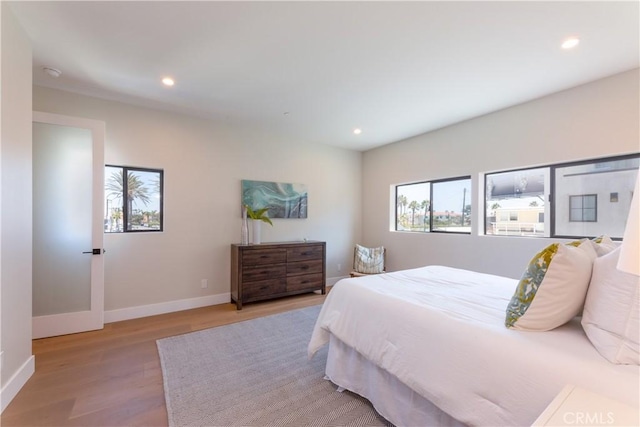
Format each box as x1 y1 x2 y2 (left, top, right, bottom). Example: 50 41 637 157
32 112 105 339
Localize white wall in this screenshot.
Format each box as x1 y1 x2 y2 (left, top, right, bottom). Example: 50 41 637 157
33 87 362 314
362 69 639 279
0 3 35 411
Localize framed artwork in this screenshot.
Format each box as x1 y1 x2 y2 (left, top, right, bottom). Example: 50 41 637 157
242 180 307 218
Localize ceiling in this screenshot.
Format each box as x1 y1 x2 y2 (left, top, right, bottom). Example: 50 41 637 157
8 1 640 151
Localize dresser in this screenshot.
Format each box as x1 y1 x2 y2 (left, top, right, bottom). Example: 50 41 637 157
230 241 326 309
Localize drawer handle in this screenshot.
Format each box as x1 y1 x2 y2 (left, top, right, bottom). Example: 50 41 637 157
302 265 309 270
260 255 269 259
301 280 309 284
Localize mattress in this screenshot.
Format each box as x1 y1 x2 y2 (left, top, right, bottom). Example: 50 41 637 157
308 266 640 426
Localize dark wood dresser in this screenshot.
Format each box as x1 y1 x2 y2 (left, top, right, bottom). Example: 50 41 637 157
230 241 326 309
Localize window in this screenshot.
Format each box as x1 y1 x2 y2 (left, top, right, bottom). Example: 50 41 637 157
396 182 430 232
569 195 597 222
484 154 639 239
394 176 470 234
104 165 163 233
431 177 471 233
485 167 547 237
553 156 638 238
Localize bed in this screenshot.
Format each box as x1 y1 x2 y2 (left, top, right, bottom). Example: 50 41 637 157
308 265 640 426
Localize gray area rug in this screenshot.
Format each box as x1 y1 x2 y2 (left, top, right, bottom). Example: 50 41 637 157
157 305 391 426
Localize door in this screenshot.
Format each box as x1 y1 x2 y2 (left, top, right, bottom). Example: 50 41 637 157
32 112 105 339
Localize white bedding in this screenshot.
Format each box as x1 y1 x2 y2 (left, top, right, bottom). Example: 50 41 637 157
308 266 640 426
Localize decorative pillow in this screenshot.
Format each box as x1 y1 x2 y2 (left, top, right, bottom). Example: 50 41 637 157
591 235 618 257
582 247 640 364
354 244 385 274
505 240 597 331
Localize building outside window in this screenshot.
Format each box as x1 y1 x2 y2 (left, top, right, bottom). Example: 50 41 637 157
485 167 547 237
569 194 597 222
553 156 638 239
484 154 638 239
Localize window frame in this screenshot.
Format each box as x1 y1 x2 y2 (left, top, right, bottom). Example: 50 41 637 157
394 175 471 235
430 175 472 234
568 194 597 223
394 180 431 233
483 165 548 238
104 165 164 233
484 153 638 240
550 153 638 239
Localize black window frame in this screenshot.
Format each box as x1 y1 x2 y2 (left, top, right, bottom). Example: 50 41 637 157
430 176 472 234
483 165 548 238
105 165 164 233
395 180 431 233
484 153 639 240
394 175 471 235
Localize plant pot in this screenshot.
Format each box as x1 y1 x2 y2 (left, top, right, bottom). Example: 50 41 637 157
251 220 261 244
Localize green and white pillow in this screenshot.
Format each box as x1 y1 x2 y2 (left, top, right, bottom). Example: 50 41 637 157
505 240 597 331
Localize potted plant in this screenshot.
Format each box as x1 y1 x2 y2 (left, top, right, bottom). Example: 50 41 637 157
245 205 273 244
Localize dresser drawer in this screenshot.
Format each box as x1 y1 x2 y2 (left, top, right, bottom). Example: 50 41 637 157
242 264 286 282
287 273 323 292
287 245 323 262
231 242 326 309
287 259 323 276
242 249 286 265
243 278 287 300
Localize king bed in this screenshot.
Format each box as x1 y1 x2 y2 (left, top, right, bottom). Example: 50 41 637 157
308 265 640 426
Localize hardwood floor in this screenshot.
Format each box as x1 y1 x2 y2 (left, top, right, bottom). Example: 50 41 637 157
1 292 327 426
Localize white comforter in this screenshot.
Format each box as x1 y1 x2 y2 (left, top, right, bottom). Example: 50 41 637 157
308 266 640 426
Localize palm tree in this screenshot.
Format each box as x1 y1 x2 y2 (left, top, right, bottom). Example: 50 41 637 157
397 195 408 216
408 200 419 226
106 169 151 229
463 204 472 226
421 199 430 231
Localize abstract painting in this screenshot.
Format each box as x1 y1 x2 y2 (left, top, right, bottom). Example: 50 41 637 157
242 180 307 218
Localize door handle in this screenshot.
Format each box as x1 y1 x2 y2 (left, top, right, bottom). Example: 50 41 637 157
82 248 104 255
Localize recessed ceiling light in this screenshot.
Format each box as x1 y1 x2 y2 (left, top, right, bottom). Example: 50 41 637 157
353 128 362 135
561 37 580 50
162 77 175 86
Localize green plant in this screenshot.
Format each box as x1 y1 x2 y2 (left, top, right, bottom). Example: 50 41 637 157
245 205 273 226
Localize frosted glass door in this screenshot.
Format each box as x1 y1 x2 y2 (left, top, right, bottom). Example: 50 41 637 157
33 123 92 315
32 112 105 339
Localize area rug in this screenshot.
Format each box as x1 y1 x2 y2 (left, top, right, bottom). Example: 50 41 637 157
157 305 391 426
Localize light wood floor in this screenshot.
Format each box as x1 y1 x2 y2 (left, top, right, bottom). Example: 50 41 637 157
1 292 327 426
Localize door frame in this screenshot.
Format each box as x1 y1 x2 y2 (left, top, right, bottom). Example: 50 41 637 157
32 111 105 339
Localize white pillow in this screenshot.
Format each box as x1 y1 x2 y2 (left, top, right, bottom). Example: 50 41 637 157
505 240 597 331
582 247 640 365
591 235 618 257
354 244 385 274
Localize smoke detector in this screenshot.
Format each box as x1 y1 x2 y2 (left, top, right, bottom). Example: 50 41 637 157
43 67 62 78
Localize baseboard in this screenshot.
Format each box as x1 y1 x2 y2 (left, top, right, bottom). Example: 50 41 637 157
1 355 35 413
105 278 348 324
104 293 231 323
